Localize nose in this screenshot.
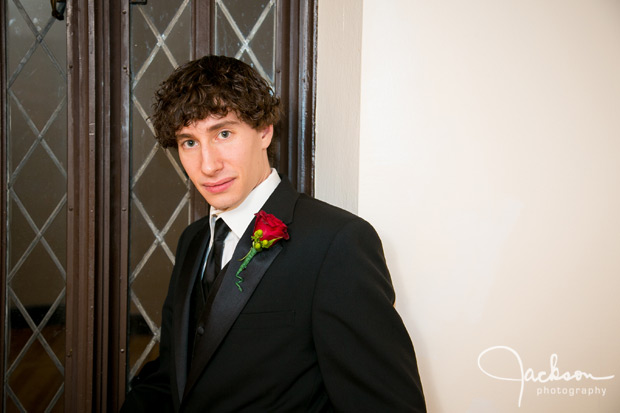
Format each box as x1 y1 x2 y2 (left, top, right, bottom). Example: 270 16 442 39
200 145 223 175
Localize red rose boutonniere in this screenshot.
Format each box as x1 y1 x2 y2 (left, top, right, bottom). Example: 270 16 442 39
235 210 289 291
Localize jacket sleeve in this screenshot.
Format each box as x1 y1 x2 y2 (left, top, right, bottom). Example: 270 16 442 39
312 218 426 412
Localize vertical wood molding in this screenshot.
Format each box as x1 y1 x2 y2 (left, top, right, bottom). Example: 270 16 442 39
275 0 317 196
66 0 96 410
295 0 317 196
0 0 8 403
93 0 113 411
193 0 214 59
107 0 131 410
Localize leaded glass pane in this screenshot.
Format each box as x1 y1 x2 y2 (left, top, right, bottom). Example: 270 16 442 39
4 0 67 411
128 0 192 384
215 0 277 83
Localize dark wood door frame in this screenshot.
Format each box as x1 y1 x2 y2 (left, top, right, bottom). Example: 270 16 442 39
0 0 317 411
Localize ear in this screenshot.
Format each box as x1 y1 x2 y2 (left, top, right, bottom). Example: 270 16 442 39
259 124 273 149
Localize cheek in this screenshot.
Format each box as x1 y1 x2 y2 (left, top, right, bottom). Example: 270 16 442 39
179 153 200 176
228 147 254 169
178 153 191 170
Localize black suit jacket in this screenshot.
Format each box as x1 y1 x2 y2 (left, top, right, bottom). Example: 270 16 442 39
123 178 426 412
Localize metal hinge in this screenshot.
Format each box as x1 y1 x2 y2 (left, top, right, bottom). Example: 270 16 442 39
51 0 66 20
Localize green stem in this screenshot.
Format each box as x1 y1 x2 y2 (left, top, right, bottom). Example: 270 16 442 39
235 248 258 291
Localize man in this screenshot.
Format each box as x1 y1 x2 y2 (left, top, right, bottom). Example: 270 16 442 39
122 55 426 412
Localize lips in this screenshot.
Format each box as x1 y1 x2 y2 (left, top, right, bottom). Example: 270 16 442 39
203 178 234 194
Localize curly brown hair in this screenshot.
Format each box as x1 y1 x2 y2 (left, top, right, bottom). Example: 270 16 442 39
151 55 281 148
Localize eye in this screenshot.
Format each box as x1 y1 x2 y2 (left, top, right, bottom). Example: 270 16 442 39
218 130 231 139
180 139 197 149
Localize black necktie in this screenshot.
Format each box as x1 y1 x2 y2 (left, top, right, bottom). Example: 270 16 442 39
202 218 230 294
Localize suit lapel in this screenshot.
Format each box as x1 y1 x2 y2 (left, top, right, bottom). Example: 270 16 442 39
171 218 210 402
184 177 299 397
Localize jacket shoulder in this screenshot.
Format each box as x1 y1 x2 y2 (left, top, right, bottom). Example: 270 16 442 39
294 194 370 229
288 194 383 249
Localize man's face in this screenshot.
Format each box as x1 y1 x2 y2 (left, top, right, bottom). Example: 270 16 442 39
176 112 273 211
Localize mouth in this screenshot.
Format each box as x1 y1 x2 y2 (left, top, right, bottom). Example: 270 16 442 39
202 178 234 194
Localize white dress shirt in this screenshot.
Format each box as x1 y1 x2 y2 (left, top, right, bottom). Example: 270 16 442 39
205 169 281 273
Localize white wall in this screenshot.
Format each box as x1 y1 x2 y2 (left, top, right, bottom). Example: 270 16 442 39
315 0 362 213
317 1 620 412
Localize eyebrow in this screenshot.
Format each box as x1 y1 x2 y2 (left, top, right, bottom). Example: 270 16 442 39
175 119 241 140
206 119 241 132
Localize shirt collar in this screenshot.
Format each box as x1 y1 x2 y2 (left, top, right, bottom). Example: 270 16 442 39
209 169 281 238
